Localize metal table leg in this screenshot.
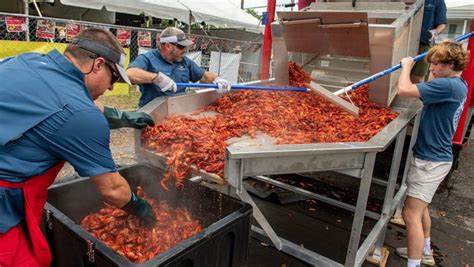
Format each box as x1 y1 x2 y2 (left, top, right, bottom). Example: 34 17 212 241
365 128 407 265
236 187 284 250
392 113 421 225
344 152 377 266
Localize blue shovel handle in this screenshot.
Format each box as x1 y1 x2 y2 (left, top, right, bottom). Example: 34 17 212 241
334 31 474 96
175 82 308 92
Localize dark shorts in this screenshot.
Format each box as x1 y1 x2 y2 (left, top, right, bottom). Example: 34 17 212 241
411 44 431 77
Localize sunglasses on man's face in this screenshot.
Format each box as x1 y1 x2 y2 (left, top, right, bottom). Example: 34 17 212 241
105 62 121 84
170 43 187 50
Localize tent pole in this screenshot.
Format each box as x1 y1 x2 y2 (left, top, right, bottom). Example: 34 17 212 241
260 0 276 80
188 10 192 34
23 0 30 41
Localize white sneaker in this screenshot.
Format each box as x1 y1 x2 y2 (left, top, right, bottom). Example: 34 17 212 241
395 247 435 266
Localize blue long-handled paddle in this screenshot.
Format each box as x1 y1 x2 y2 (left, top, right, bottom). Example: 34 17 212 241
333 31 474 96
177 81 360 116
175 82 308 92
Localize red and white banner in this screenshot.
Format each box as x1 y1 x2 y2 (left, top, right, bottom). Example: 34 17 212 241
66 23 81 41
190 36 197 50
116 28 131 46
138 31 151 47
200 40 209 50
36 19 55 39
5 16 27 33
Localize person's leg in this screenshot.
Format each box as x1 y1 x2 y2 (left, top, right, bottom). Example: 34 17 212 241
422 206 431 237
422 207 432 253
402 196 429 261
398 158 452 266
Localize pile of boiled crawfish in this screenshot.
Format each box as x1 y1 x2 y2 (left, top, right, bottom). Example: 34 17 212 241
81 187 202 263
142 61 398 189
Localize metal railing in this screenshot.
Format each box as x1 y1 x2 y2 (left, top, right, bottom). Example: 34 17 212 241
0 12 263 83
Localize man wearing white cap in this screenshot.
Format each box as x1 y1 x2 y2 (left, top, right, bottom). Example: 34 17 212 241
127 26 231 107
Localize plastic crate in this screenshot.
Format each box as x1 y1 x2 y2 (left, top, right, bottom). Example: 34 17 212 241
43 164 252 267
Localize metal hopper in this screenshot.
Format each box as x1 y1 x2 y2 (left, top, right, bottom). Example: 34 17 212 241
276 0 424 107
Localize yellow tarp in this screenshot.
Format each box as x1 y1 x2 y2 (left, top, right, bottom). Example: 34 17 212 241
0 40 130 96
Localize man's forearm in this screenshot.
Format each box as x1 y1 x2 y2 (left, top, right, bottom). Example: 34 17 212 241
91 172 132 208
435 23 446 35
126 67 157 84
201 71 218 84
399 67 413 92
398 65 420 97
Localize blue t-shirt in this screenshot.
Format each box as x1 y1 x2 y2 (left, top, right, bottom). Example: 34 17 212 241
413 77 467 162
128 50 205 107
0 50 116 233
420 0 447 45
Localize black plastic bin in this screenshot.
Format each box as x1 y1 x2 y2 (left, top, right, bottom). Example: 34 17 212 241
43 164 252 267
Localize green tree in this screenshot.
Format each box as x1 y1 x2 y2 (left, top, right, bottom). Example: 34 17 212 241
246 9 262 20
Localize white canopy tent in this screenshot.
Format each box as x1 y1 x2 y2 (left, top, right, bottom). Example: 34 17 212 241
60 0 262 32
446 0 474 9
178 0 262 30
445 0 474 19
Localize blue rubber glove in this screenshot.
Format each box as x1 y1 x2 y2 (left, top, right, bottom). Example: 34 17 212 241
121 192 157 226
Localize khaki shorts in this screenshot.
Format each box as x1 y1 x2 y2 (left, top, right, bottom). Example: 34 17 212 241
406 157 452 203
411 44 431 77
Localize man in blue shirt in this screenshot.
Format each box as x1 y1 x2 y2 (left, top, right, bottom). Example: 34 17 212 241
0 28 156 267
411 0 447 83
396 41 468 267
126 26 231 107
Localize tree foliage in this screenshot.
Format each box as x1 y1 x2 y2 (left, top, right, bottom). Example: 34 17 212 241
246 9 262 20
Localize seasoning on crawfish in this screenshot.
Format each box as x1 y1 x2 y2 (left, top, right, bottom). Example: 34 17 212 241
141 62 398 189
288 61 311 87
81 187 202 263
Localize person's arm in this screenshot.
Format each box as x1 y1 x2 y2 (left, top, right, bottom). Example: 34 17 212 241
51 109 156 225
398 57 420 97
200 70 218 84
435 23 446 35
429 1 447 39
126 67 157 84
126 53 157 84
200 71 232 93
90 172 131 207
90 172 157 226
127 67 176 93
429 23 447 41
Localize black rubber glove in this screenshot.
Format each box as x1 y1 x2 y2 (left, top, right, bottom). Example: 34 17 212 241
103 106 154 129
121 192 157 226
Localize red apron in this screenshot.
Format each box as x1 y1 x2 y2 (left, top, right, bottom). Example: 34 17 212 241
0 162 64 267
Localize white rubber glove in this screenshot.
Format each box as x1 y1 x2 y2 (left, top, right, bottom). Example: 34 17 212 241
428 29 438 42
213 77 231 93
153 72 177 93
